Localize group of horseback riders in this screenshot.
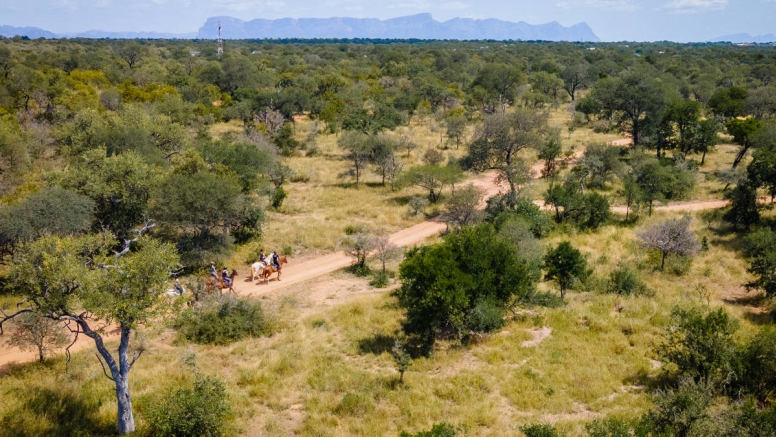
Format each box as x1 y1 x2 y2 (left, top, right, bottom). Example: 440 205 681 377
210 249 280 287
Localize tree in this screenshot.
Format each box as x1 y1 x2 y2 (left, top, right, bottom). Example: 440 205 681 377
56 149 160 238
708 86 747 118
724 181 760 229
343 232 377 273
742 227 776 297
634 160 690 216
536 129 562 178
397 224 534 351
465 109 548 193
445 115 467 149
469 63 523 113
747 133 776 201
726 117 764 168
618 174 642 221
692 119 719 165
338 130 371 185
579 69 666 146
150 171 262 267
0 187 94 258
442 184 484 229
0 228 179 434
661 99 701 159
544 241 588 299
5 312 69 363
637 215 700 271
369 134 402 187
560 62 589 102
574 143 624 188
400 164 464 203
371 234 400 275
117 41 145 70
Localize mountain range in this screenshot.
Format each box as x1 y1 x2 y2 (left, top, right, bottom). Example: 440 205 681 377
196 14 600 42
0 14 600 42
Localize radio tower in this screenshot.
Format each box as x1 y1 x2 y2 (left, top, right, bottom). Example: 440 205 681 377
217 21 223 57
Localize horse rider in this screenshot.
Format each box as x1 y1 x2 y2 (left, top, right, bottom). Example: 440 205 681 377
173 277 184 295
209 261 217 277
271 251 280 269
259 250 267 267
221 267 232 287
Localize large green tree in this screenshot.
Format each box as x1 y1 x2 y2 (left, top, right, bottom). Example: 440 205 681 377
0 229 179 435
396 224 534 351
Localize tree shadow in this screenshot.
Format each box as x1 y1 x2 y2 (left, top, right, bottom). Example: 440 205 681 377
1 387 114 436
357 333 396 355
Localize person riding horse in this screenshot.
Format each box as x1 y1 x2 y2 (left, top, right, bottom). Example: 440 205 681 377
210 261 216 277
221 267 232 287
259 250 267 266
270 251 279 269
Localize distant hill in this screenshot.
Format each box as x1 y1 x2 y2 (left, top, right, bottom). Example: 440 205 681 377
63 30 197 39
197 13 600 42
709 33 776 43
0 25 57 39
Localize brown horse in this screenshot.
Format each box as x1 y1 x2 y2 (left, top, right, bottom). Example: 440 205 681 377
205 269 238 295
259 256 288 283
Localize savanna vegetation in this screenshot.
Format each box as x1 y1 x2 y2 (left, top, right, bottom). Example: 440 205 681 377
0 35 775 436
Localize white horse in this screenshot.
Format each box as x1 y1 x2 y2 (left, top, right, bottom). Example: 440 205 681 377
250 261 267 281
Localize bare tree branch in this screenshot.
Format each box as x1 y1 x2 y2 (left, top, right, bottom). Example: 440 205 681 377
96 353 116 381
0 307 33 335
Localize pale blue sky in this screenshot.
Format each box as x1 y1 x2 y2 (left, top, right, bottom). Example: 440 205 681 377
2 0 774 41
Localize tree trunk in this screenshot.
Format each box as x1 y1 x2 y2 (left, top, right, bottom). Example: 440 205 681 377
701 150 707 165
660 252 667 270
115 373 135 435
732 146 749 169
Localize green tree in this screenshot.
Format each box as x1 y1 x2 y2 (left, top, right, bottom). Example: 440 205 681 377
469 63 523 113
147 374 231 437
0 230 179 434
465 109 548 194
5 311 69 363
724 181 760 229
400 164 464 203
656 307 738 386
56 149 160 237
560 62 589 102
708 86 747 118
338 130 371 185
742 227 776 297
0 187 94 258
396 224 534 351
544 241 588 299
726 117 764 168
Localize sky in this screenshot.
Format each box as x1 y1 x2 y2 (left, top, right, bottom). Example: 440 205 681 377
1 0 774 42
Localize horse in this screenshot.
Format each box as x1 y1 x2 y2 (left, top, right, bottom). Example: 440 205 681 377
250 261 267 281
259 256 288 283
205 269 238 295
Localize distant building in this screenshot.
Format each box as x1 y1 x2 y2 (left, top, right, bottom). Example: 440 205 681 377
251 50 262 55
189 50 200 56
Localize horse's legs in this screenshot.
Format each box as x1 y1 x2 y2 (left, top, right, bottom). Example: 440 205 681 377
278 269 281 281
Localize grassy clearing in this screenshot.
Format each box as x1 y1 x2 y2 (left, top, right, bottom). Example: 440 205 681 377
1 206 766 436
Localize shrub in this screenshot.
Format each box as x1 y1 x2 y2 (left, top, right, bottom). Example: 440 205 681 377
176 297 273 345
585 417 631 437
665 253 693 276
334 392 374 417
146 375 231 437
271 187 287 209
742 227 776 297
656 307 738 386
645 378 713 437
369 271 390 288
544 241 589 299
521 423 563 437
464 297 506 332
606 264 648 296
399 423 458 437
407 196 429 217
738 326 776 401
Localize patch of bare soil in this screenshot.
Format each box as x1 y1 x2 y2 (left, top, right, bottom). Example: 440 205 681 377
521 327 552 347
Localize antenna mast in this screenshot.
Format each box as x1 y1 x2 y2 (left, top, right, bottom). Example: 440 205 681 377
217 21 223 57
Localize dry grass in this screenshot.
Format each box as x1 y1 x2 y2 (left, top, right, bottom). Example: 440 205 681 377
0 107 770 437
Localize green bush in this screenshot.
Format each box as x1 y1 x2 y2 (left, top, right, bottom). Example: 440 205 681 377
464 297 506 332
369 271 390 288
521 423 562 437
585 417 631 437
271 187 287 209
176 297 274 345
665 253 693 276
645 378 713 437
656 307 738 386
606 264 648 296
396 224 535 351
334 392 374 417
399 422 458 437
146 375 231 437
